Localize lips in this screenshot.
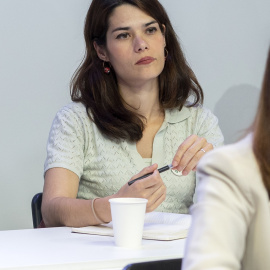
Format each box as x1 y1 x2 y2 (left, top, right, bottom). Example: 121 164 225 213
135 56 156 65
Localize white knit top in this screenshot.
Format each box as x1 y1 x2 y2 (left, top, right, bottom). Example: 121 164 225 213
44 102 224 214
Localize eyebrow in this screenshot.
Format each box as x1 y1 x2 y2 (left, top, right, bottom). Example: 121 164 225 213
111 20 158 33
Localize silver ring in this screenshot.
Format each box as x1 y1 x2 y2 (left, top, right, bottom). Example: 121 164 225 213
200 148 206 153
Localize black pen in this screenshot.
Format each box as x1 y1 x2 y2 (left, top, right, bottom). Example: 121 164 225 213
128 164 173 186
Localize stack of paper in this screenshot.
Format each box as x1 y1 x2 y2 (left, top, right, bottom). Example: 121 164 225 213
72 212 191 241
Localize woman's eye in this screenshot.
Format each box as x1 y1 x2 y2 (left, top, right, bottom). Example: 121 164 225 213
146 27 157 34
116 32 130 39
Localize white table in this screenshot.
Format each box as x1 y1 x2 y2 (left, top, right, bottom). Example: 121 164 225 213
0 227 185 270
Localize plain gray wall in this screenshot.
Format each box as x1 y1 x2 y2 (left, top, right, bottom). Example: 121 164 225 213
0 0 269 230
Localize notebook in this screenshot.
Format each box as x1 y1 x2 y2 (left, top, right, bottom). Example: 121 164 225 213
72 211 191 241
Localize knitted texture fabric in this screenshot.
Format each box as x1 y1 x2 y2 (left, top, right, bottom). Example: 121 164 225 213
44 102 224 214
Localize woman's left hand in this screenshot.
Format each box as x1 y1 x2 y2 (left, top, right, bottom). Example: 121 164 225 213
171 134 213 176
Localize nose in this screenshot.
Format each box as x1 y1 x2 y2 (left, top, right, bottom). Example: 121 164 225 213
134 36 149 52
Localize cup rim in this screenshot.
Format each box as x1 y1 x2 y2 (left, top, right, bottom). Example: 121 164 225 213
109 198 148 204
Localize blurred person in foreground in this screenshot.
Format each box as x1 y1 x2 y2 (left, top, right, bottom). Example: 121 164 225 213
182 47 270 270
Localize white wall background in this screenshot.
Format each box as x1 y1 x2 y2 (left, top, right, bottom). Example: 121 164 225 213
0 0 269 230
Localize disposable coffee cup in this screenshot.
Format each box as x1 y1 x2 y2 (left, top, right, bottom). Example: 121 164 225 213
109 198 148 248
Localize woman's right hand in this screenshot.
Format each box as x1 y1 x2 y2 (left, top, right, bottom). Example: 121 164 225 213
42 165 166 227
115 164 167 212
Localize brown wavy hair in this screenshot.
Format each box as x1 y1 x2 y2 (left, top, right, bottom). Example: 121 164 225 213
252 47 270 197
70 0 203 141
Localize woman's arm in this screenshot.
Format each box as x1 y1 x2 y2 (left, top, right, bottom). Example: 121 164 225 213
42 168 108 227
42 164 166 227
171 106 224 175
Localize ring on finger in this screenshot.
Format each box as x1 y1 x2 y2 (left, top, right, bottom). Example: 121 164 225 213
200 148 206 153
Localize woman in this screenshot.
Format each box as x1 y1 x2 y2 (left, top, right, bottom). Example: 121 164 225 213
42 0 223 227
182 48 270 270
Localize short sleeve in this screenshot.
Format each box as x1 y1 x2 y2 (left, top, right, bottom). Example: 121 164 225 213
44 105 86 178
193 106 224 148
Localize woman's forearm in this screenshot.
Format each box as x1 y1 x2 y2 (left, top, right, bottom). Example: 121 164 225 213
42 196 113 227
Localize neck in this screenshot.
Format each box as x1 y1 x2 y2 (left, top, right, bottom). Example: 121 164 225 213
119 80 163 121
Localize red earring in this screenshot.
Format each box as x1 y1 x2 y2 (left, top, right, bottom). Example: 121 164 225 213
103 61 111 74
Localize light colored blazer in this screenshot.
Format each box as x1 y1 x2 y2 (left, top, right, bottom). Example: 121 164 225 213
182 134 270 270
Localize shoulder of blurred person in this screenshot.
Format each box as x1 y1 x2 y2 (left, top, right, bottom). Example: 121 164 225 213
197 133 267 202
183 133 270 270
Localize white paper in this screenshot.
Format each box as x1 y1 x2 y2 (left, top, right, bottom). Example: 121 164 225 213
72 212 191 241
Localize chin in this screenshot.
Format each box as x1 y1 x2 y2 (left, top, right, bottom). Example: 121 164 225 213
138 66 164 78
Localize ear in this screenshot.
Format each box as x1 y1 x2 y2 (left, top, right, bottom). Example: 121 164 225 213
93 41 110 61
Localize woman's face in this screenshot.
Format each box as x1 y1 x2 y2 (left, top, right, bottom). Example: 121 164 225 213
97 4 166 87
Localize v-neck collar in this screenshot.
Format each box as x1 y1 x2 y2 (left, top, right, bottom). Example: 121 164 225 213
129 106 191 170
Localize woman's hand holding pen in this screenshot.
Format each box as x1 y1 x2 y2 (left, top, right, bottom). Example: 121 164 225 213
115 164 166 212
172 134 213 175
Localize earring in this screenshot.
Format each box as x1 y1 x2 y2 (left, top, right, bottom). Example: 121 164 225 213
103 61 111 74
164 48 168 60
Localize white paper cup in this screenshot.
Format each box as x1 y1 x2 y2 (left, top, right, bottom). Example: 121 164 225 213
109 198 148 248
